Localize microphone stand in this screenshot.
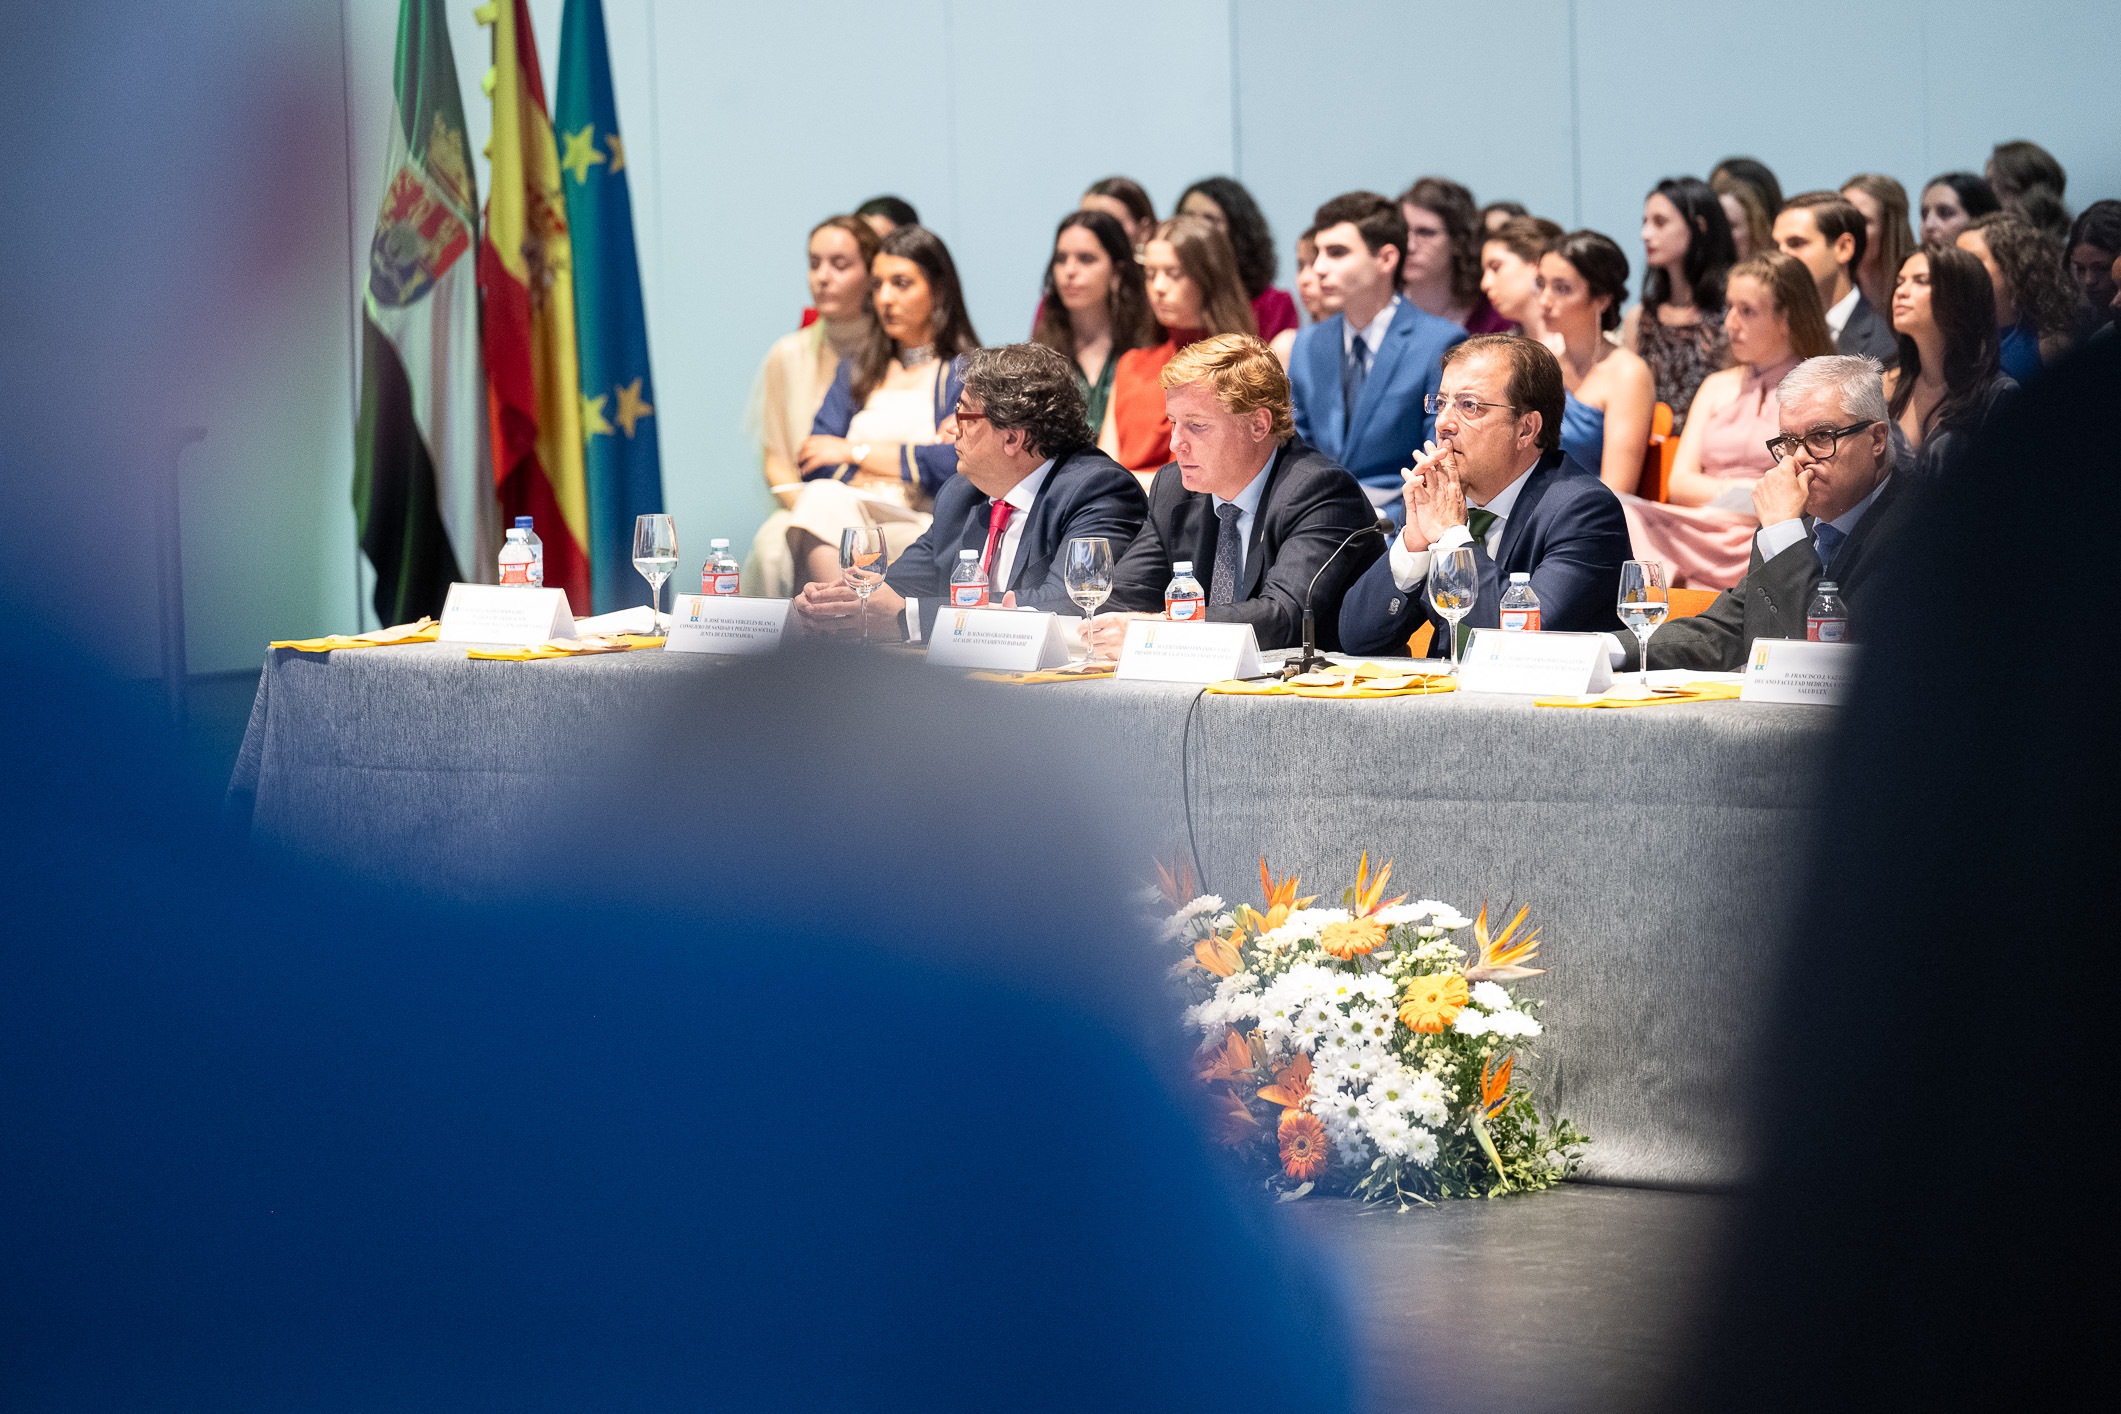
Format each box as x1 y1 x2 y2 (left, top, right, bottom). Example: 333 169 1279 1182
1280 514 1397 680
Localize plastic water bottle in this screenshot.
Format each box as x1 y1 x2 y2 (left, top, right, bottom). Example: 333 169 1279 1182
1807 580 1848 642
949 549 989 607
1499 572 1542 631
701 538 741 596
498 515 543 587
1164 561 1205 621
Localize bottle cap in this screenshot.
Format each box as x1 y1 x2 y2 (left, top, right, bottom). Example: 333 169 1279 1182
710 538 729 548
1509 572 1530 584
514 516 533 529
1173 561 1193 574
1817 581 1839 591
959 549 978 560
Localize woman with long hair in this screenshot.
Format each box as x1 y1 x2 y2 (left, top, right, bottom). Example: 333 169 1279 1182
1623 176 1738 431
1622 251 1835 588
1080 176 1157 252
1031 210 1156 435
1957 212 2075 381
1986 139 2070 240
1887 243 2015 480
785 225 981 591
1917 172 1999 245
1538 230 1655 494
1714 171 1773 262
2066 201 2121 338
1840 173 1915 319
1480 215 1565 342
743 214 880 595
1398 175 1513 333
1176 176 1300 349
1102 214 1256 486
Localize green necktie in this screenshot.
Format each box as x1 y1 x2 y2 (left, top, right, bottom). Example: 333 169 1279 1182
1466 507 1498 545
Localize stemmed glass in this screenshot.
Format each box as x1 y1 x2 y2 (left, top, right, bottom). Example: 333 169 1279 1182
1617 560 1669 687
839 526 888 643
632 513 677 636
1427 545 1478 673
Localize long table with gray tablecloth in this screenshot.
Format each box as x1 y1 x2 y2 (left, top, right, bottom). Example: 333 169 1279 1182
230 642 1831 1188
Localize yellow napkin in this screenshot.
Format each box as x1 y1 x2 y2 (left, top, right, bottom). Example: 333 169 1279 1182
1535 681 1743 708
270 618 440 652
967 663 1117 684
464 634 665 661
1208 662 1457 700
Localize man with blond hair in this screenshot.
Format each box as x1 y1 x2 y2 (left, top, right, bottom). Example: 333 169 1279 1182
1084 333 1380 654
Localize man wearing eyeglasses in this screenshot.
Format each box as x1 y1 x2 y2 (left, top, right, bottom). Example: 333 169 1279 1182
1615 354 1909 672
1335 335 1632 658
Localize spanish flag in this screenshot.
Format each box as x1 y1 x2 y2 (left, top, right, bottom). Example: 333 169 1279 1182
477 0 589 610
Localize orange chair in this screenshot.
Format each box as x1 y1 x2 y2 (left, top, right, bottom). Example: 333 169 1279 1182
1636 402 1678 501
1406 622 1434 657
1666 587 1720 620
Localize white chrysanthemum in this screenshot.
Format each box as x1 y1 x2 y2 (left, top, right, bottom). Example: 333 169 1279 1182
1415 901 1472 930
1452 1008 1491 1037
1321 1045 1391 1088
1471 980 1514 1012
1372 902 1431 925
1342 1007 1395 1046
1225 970 1259 992
1411 935 1464 962
1157 894 1227 940
1355 974 1399 1004
1259 907 1351 949
1405 1126 1440 1166
1483 1009 1544 1039
1367 1110 1412 1157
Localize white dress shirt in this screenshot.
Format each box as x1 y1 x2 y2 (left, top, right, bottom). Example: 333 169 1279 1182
1387 458 1536 592
1212 456 1274 583
902 460 1053 641
1823 285 1860 338
1343 294 1401 365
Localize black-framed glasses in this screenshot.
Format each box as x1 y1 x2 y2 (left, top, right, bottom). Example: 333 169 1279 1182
1765 420 1877 461
1424 393 1516 421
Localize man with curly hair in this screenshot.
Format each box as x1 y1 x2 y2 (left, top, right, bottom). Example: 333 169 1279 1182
796 343 1147 640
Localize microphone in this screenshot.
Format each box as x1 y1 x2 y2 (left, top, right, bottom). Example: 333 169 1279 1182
1281 512 1398 679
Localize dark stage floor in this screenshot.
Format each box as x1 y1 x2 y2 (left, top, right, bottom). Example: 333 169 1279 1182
1284 1184 1729 1414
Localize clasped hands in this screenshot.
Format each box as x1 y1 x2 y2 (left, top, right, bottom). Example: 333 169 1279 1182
795 578 1018 638
1400 441 1469 549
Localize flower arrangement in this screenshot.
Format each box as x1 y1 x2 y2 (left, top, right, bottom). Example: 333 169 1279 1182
1156 854 1588 1206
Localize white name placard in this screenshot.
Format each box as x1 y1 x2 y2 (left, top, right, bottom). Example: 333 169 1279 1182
925 607 1073 671
1740 638 1859 705
1457 629 1612 696
1115 618 1263 683
663 594 790 655
437 583 575 646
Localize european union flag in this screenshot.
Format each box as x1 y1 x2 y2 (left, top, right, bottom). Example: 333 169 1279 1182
557 0 663 614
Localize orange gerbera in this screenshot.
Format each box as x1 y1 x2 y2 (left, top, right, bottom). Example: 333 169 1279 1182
1256 1052 1313 1115
1319 916 1388 959
1463 902 1545 982
1194 924 1244 978
1397 972 1470 1032
1277 1110 1329 1181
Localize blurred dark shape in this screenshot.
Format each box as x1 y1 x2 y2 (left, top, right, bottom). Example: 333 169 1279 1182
1670 336 2120 1407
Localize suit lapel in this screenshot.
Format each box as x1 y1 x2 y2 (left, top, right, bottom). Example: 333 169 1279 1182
1345 302 1415 452
1490 456 1557 569
1003 459 1065 592
1313 316 1349 451
1238 444 1288 600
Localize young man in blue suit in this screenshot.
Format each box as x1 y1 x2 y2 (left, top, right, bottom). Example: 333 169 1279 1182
1289 192 1469 527
1336 335 1633 659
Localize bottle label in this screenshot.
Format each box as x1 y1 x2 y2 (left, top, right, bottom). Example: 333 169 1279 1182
706 572 741 596
1807 616 1848 643
1500 609 1541 632
499 560 531 586
1166 596 1203 621
952 584 988 608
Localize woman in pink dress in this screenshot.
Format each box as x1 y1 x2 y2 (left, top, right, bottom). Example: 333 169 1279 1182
1621 251 1836 588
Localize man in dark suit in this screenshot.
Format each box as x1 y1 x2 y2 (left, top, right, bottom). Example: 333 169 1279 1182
795 344 1147 640
1777 192 1897 365
1621 354 1906 671
1083 334 1382 655
1288 191 1469 527
1337 335 1632 658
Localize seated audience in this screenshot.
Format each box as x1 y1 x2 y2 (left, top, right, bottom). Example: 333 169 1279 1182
1289 191 1467 523
1840 173 1916 323
1398 177 1514 333
1886 242 2017 480
1085 334 1379 655
1336 334 1631 658
1959 212 2076 380
1986 138 2071 241
745 214 880 596
796 344 1148 641
855 194 919 236
786 225 980 591
1080 175 1157 252
1712 156 1784 218
1917 172 1998 244
2064 200 2121 339
1618 355 1908 671
1177 177 1300 350
1539 230 1655 494
1481 199 1529 234
1775 191 1897 362
1480 215 1566 342
1714 171 1773 261
1623 251 1835 589
1031 210 1157 437
1623 177 1737 431
1102 215 1257 486
1293 228 1329 323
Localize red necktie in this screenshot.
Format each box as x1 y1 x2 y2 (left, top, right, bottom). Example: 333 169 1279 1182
979 499 1014 583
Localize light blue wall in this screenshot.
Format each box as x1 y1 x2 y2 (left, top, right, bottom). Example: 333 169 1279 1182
173 0 2118 671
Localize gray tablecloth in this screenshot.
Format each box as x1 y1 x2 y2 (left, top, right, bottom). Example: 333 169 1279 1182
231 644 1832 1188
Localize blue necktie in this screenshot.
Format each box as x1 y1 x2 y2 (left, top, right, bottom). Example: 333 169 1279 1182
1342 329 1369 426
1210 502 1244 606
1813 520 1846 572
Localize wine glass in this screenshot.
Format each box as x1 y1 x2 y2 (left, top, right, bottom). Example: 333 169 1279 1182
1617 560 1669 687
1426 545 1478 673
632 513 677 636
1065 537 1113 613
839 526 888 643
